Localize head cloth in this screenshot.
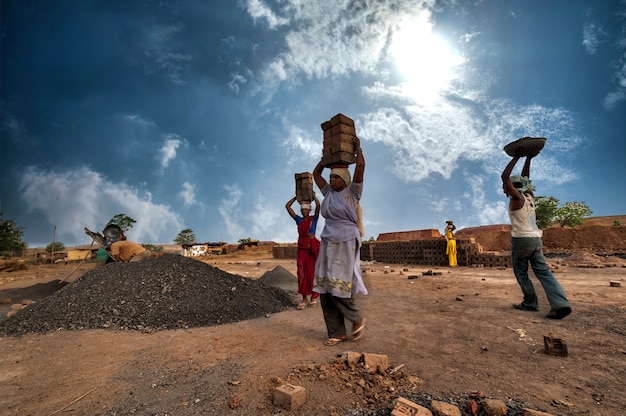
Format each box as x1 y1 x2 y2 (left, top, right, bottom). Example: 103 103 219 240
510 175 536 194
330 168 351 187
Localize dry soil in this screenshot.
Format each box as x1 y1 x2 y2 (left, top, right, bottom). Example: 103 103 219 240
0 221 625 416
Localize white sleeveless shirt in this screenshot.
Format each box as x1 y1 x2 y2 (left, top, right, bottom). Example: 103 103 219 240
508 194 543 238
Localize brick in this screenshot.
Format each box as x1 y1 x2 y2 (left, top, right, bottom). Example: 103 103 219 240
481 398 507 416
325 136 356 153
273 383 306 410
521 409 554 416
610 280 621 287
321 151 356 166
323 122 357 138
321 113 355 130
392 397 433 416
295 172 314 202
543 334 568 357
340 351 362 365
431 400 461 416
362 353 389 370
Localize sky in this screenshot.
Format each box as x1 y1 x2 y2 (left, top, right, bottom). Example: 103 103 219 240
1 0 625 248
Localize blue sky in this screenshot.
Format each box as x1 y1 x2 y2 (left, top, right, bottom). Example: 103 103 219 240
1 0 625 248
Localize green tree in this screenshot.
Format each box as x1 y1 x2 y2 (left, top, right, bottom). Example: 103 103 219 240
0 212 28 254
534 196 559 229
174 229 196 245
555 201 593 228
45 241 65 253
107 214 136 232
534 196 592 229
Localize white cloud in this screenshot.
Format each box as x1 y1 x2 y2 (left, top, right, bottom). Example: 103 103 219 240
252 1 436 94
159 136 183 168
178 182 202 208
278 120 320 165
582 22 601 55
245 0 289 29
465 174 509 225
249 194 284 240
228 73 248 94
603 89 626 110
19 166 183 245
143 23 192 85
218 184 245 239
604 9 626 110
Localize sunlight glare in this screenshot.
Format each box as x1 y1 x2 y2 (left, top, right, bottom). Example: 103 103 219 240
390 18 465 101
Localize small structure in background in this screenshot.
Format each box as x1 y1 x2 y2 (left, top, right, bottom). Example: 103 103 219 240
181 242 227 257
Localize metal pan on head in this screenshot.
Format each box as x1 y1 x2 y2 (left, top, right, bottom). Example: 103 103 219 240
504 137 546 157
103 224 122 239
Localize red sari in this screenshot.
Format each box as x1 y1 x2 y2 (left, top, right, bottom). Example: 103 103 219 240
296 216 320 298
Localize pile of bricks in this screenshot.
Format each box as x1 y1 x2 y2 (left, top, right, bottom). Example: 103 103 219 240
320 113 357 167
272 245 297 259
359 239 512 268
273 236 513 268
294 172 314 202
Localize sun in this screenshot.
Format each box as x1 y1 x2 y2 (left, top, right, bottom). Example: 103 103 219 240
389 17 465 101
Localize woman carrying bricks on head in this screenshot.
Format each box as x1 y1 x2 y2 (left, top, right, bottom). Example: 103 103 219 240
286 195 321 310
312 136 367 346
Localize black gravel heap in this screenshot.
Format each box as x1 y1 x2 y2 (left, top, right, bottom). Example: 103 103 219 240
0 254 295 336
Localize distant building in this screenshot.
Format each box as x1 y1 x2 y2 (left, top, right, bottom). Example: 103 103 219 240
181 242 227 257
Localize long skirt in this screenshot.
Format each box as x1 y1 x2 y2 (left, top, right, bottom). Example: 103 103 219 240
446 239 457 266
296 239 320 298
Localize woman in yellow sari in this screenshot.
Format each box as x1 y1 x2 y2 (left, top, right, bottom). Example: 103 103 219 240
444 221 457 267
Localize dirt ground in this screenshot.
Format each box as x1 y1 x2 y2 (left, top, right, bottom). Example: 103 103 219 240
1 220 625 415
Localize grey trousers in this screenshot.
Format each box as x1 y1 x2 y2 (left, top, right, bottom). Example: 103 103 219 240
320 293 362 338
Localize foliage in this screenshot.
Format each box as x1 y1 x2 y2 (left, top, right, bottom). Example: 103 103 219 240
238 237 252 244
107 214 136 232
143 243 163 252
555 201 593 228
534 196 592 229
45 241 65 253
613 220 621 227
0 212 28 253
174 229 196 245
534 196 559 229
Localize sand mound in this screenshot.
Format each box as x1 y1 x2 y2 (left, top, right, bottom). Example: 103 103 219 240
0 254 295 336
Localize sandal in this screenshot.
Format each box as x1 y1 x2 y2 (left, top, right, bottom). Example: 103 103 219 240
324 337 347 346
308 299 317 306
296 301 308 310
351 317 367 341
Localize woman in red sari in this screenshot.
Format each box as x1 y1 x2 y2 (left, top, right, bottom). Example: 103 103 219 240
286 196 321 309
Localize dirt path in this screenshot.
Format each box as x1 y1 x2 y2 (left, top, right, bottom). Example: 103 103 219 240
0 255 625 415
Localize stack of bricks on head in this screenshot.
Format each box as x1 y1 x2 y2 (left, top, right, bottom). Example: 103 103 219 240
321 113 357 168
295 172 314 202
294 113 357 204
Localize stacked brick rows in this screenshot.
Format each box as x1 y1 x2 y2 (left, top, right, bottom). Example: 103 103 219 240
320 113 357 166
294 172 314 202
273 239 512 268
360 238 512 268
272 245 298 259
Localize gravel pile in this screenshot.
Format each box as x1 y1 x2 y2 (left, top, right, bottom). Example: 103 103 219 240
0 254 295 336
258 265 298 292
